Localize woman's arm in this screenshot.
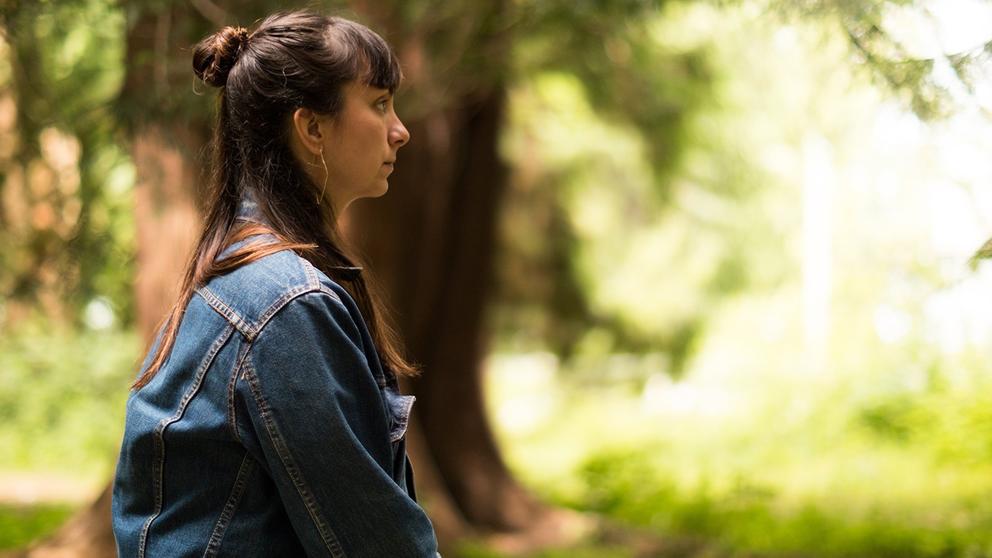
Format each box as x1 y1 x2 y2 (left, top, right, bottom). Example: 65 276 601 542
236 289 439 557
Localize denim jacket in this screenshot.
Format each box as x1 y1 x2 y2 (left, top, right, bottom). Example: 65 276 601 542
112 198 440 557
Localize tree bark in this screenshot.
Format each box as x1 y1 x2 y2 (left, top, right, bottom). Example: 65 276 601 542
131 125 204 341
350 89 548 532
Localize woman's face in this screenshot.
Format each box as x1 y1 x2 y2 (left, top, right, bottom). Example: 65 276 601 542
310 81 410 215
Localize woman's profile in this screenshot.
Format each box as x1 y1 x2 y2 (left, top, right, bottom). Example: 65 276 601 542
111 10 440 557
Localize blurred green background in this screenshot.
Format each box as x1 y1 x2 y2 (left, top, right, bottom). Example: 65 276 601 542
4 0 992 556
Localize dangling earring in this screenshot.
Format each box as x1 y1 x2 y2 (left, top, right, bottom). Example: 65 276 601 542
317 146 328 207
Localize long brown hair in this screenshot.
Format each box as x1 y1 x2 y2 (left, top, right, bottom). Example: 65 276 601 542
133 11 418 389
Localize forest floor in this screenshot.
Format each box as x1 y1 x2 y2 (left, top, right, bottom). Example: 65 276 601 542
0 473 95 553
0 473 98 506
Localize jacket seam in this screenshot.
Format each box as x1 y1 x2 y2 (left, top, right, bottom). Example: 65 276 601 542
252 282 327 338
202 452 256 557
314 285 386 388
198 281 328 342
301 257 320 290
197 253 342 343
196 286 254 338
240 357 346 558
248 254 334 335
227 341 252 444
316 285 346 307
138 325 234 558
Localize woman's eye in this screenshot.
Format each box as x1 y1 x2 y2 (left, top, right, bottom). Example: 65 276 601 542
376 99 389 112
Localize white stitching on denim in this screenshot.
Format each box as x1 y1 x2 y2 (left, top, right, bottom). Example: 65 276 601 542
253 283 323 336
196 287 255 338
226 342 252 445
316 285 345 306
241 358 346 558
302 257 320 290
137 326 235 558
198 253 347 345
202 452 256 557
197 250 353 338
198 282 325 343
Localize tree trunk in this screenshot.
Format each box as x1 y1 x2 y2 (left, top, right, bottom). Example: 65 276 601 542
132 124 204 341
350 89 548 532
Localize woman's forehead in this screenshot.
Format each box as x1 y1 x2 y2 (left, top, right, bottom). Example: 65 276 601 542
347 80 389 97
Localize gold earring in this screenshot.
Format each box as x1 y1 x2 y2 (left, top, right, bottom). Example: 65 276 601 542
317 147 328 206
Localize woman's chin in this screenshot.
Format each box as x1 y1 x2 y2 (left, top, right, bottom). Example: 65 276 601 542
371 180 389 197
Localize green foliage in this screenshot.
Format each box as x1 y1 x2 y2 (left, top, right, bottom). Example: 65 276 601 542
0 318 138 474
858 393 921 442
512 0 712 198
970 236 992 269
485 351 992 558
563 447 992 558
0 0 136 325
458 541 636 558
3 0 124 130
776 0 992 120
857 381 992 465
496 3 817 370
0 504 75 551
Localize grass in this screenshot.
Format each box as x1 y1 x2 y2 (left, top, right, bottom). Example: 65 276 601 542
0 504 76 551
482 351 992 558
459 542 640 558
0 320 136 551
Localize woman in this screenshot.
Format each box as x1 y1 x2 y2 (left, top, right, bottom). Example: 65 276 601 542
111 11 440 557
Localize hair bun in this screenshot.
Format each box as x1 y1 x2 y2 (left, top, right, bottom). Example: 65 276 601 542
193 26 250 87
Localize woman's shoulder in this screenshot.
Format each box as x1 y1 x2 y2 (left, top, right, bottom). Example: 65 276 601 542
196 247 337 338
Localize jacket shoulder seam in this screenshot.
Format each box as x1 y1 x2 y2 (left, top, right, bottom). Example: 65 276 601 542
250 258 343 342
195 252 326 342
195 286 254 338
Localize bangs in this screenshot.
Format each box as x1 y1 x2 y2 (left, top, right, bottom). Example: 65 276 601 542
335 18 403 93
359 38 402 92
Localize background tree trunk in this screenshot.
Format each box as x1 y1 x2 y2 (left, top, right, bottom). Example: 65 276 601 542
350 89 548 531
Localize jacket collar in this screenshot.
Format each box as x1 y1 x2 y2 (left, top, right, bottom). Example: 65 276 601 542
235 190 364 278
235 189 266 225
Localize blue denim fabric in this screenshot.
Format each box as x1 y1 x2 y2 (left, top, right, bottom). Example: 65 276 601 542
112 198 440 557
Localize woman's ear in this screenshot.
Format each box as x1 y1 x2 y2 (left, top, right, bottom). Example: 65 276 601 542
291 107 323 155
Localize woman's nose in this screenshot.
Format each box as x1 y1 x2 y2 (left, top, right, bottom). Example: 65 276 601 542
390 118 410 147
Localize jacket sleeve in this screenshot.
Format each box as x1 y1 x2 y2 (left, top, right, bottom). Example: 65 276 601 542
236 288 439 557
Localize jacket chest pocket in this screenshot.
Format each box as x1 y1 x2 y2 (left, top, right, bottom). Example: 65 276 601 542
381 386 415 443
